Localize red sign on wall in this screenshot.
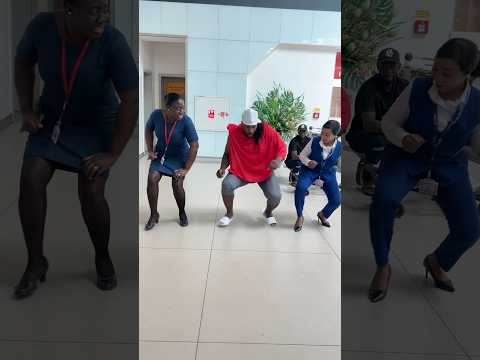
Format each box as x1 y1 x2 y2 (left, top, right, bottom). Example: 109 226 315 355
208 109 215 119
414 20 429 34
334 52 341 79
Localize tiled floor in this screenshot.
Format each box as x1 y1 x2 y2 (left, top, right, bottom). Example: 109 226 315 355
0 123 139 359
342 149 480 359
139 157 341 359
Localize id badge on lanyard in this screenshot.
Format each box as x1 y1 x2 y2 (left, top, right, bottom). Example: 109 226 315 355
51 39 90 144
417 178 439 197
160 118 178 165
417 104 465 197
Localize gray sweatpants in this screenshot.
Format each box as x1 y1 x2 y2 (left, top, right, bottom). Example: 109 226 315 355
222 173 282 207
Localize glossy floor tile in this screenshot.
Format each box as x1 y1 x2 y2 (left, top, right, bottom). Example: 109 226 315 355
139 157 341 359
0 122 139 347
139 248 211 342
140 341 196 360
0 341 138 360
197 343 340 360
342 150 478 358
199 250 340 345
341 352 468 360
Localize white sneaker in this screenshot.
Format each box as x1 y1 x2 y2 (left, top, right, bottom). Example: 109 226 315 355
218 216 234 227
266 216 277 226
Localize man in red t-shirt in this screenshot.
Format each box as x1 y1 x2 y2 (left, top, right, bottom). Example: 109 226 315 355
216 109 287 227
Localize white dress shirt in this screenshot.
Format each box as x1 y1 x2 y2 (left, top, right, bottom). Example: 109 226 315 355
381 80 480 155
299 138 337 166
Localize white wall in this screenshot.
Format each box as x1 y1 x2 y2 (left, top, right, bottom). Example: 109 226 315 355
140 1 340 157
247 45 339 130
451 31 480 46
0 0 13 120
152 42 186 109
140 40 185 110
138 39 186 154
140 40 154 72
388 0 456 68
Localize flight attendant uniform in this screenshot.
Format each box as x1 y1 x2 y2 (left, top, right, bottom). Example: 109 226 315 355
371 77 480 271
295 137 342 218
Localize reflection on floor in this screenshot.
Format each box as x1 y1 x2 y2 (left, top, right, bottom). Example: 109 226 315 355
342 149 480 360
139 157 341 360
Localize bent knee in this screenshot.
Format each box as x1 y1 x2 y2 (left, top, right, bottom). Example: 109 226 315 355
221 179 235 196
268 191 282 204
148 171 161 185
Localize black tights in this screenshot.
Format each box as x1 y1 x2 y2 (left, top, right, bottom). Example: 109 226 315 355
147 171 186 216
19 158 111 269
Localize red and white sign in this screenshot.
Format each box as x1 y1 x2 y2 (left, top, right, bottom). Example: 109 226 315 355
334 52 341 79
208 109 215 119
414 20 429 34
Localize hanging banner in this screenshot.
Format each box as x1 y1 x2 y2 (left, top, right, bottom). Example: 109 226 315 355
334 52 341 79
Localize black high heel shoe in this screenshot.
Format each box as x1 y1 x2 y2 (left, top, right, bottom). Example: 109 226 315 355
294 217 304 232
179 211 189 227
317 212 331 228
14 257 49 299
368 264 392 303
96 256 117 291
423 256 455 292
145 213 159 231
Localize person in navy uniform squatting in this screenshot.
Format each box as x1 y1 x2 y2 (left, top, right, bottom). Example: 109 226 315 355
294 120 342 232
144 93 199 230
368 38 480 303
14 0 139 299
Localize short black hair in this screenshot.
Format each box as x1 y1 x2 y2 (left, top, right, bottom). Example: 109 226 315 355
436 38 479 74
164 93 184 107
322 120 341 136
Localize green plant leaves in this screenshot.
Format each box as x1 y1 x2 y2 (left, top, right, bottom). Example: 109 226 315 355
252 83 308 141
342 0 405 92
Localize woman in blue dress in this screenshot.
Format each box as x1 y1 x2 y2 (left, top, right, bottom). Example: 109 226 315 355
144 93 199 230
368 38 480 302
294 120 342 231
14 0 138 299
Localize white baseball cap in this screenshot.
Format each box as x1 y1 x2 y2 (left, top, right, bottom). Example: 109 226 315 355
241 108 261 126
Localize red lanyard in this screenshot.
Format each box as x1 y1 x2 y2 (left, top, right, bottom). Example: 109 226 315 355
51 39 90 143
164 115 178 148
61 39 90 108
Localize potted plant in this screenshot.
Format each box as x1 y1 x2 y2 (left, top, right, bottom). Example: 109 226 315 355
252 83 307 141
342 0 404 92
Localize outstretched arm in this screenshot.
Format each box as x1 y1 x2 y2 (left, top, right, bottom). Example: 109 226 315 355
216 141 230 178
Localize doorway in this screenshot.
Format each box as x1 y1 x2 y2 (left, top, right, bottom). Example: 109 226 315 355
161 76 186 109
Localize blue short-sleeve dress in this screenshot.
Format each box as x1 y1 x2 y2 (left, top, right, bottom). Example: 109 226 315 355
146 110 199 176
16 12 138 172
